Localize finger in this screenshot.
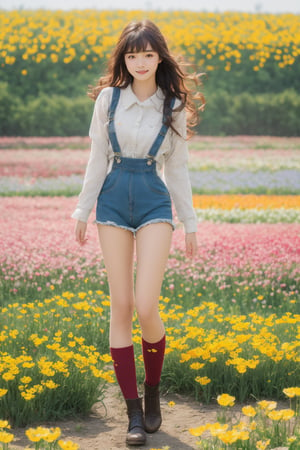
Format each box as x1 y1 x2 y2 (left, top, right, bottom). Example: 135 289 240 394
188 244 196 259
77 230 83 243
77 230 85 244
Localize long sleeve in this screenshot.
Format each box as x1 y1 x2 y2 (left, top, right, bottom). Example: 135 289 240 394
164 108 198 233
71 90 111 222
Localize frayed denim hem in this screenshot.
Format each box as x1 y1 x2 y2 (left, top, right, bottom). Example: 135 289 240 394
94 220 135 233
94 218 175 236
135 218 175 233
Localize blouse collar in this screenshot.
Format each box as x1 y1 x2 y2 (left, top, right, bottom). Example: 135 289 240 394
122 84 164 111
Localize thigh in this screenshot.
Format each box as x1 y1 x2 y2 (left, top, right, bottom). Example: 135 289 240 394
135 223 173 306
97 225 135 305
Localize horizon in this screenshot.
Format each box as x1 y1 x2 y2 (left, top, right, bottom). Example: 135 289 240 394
2 0 300 13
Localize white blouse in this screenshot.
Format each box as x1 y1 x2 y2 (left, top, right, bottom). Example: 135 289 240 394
71 84 198 233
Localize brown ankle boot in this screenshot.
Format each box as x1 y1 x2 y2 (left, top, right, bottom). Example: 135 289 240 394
125 398 146 446
144 382 162 433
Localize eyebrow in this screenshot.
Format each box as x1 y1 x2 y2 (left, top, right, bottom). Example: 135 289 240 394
125 48 155 54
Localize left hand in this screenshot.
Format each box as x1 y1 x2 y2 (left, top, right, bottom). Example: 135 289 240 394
75 220 88 246
185 232 198 259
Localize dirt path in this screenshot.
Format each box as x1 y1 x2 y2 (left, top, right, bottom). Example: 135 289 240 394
11 385 290 450
12 384 220 450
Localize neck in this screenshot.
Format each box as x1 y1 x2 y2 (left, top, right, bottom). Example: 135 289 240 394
131 80 157 102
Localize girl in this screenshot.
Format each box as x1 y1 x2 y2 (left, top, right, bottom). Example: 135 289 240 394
72 19 201 447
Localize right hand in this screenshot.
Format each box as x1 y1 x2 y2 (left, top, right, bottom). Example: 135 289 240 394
75 220 88 246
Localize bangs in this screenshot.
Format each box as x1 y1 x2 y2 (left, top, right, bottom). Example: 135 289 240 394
123 31 158 54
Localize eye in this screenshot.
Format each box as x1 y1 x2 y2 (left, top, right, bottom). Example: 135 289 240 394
145 53 154 58
126 54 135 59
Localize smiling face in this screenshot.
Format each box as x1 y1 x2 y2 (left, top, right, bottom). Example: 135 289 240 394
124 46 161 83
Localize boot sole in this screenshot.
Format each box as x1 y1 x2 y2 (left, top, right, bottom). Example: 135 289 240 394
126 436 147 446
144 414 162 433
144 422 162 433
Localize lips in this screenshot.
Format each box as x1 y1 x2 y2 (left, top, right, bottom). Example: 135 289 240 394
136 70 148 74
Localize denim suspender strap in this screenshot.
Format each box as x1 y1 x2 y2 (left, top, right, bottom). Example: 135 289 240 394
108 87 175 160
108 87 122 158
147 97 176 162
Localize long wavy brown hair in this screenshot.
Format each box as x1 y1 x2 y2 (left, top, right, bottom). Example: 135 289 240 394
89 19 205 137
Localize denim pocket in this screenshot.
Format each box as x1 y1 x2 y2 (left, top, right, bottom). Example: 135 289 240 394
141 173 170 197
100 169 121 194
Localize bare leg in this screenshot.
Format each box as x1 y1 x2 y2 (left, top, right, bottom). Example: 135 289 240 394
98 225 147 444
135 223 173 342
135 223 172 433
97 225 135 348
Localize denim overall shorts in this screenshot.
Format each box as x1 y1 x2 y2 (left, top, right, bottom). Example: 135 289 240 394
96 87 175 234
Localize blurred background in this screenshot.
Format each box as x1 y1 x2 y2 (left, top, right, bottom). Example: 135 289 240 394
1 1 300 136
1 4 300 446
3 0 300 13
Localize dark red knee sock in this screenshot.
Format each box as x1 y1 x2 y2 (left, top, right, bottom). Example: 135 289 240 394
142 335 166 386
110 345 138 400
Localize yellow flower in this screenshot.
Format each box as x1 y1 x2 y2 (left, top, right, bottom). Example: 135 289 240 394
0 420 10 429
217 429 241 444
195 376 211 385
43 380 59 389
58 439 80 450
100 371 115 383
257 400 277 411
280 409 295 420
283 387 300 398
23 362 35 368
100 354 112 363
168 401 175 407
0 431 14 444
256 439 271 450
242 405 257 417
43 427 61 443
236 364 247 373
240 431 250 441
2 372 15 381
189 424 207 436
26 426 49 442
193 194 300 210
0 389 8 397
217 393 235 407
267 410 282 421
268 409 295 421
149 448 170 450
20 376 32 384
190 362 205 370
21 391 35 401
208 422 229 436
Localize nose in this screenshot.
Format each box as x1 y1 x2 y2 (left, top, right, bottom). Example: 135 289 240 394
136 55 146 67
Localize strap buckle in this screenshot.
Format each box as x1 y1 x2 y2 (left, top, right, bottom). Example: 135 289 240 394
146 155 155 166
114 153 122 164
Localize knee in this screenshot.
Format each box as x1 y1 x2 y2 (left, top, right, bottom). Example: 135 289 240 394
111 297 134 323
136 302 157 327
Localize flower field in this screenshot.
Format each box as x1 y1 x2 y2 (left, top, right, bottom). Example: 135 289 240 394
0 135 300 448
1 10 300 137
1 10 299 74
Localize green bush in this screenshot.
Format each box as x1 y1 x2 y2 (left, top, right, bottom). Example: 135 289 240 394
203 55 300 95
1 83 300 136
0 82 22 135
198 89 300 136
14 94 93 136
